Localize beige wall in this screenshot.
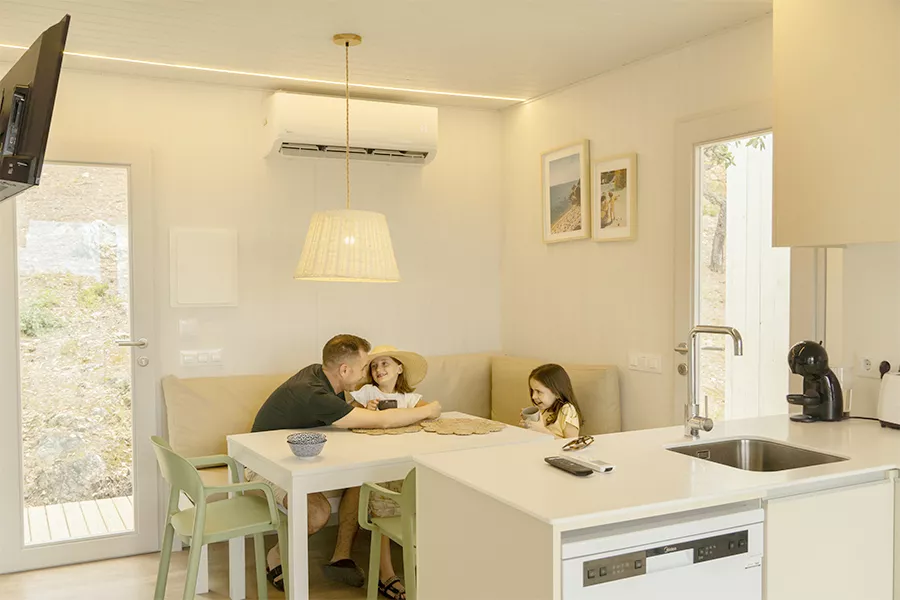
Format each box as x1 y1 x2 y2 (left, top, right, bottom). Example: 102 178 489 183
34 69 504 378
842 244 900 416
499 18 774 431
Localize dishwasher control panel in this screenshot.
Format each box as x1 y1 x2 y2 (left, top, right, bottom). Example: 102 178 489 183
582 529 749 587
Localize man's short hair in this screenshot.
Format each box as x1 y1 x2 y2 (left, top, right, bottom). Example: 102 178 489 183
322 334 371 368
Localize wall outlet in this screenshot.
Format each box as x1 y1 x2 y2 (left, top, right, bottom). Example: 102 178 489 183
180 350 198 366
628 351 663 374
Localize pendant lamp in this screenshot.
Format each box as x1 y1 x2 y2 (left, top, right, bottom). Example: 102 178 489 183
294 34 401 283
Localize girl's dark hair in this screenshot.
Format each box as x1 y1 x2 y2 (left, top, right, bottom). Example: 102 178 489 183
529 364 584 428
369 356 415 393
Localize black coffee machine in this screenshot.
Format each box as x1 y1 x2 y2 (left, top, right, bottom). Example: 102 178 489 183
787 341 843 422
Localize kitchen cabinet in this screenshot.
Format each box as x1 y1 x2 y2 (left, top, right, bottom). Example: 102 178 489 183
765 479 894 600
773 0 900 247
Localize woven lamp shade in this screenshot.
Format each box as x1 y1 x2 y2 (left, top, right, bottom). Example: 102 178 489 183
294 209 401 282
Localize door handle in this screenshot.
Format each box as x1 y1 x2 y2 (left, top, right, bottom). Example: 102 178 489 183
674 342 689 355
117 338 148 349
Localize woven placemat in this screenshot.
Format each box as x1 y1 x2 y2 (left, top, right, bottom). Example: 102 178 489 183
420 418 505 436
351 424 424 436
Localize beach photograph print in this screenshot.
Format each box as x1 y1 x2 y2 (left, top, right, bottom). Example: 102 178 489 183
542 140 591 243
592 153 637 242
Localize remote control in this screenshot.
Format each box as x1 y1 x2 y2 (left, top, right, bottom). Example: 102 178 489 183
544 456 593 477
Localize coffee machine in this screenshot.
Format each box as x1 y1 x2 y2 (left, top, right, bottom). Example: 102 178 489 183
786 341 844 422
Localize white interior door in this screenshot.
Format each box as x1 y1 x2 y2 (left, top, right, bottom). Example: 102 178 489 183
0 142 158 573
673 103 817 424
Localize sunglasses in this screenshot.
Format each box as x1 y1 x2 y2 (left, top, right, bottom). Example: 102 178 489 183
562 435 594 451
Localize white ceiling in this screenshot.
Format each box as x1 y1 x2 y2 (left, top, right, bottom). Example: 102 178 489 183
0 0 771 107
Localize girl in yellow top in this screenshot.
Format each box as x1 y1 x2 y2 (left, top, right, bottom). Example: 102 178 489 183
522 364 583 439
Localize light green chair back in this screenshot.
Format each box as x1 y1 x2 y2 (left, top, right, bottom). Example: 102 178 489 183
151 436 206 505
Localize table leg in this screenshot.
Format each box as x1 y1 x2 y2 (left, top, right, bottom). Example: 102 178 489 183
288 489 309 600
196 545 209 595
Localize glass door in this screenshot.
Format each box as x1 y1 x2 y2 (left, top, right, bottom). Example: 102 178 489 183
0 149 158 573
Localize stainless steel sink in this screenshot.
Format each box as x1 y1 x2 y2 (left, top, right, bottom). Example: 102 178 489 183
667 437 847 472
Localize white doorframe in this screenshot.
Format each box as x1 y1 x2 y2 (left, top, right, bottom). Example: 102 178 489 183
0 140 159 574
672 101 818 423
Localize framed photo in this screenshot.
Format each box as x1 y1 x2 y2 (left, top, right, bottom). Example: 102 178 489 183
592 153 637 242
541 140 591 243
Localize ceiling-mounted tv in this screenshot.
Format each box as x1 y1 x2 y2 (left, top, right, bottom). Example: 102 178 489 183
0 15 70 203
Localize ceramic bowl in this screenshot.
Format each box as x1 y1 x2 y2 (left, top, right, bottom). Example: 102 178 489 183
286 432 326 458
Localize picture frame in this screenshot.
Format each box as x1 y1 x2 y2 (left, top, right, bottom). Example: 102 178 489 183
541 140 591 243
591 153 637 242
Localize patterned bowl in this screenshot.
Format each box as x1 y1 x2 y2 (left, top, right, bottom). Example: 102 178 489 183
287 432 326 458
287 432 326 445
288 441 325 458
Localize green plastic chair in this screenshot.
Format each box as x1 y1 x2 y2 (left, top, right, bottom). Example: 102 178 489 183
358 469 417 600
150 436 289 600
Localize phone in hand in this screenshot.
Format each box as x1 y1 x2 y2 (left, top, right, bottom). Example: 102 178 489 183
377 399 398 411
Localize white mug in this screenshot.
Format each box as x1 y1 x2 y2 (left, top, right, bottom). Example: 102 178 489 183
521 406 540 422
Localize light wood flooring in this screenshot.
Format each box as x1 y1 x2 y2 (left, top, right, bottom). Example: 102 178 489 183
0 526 404 599
24 496 134 544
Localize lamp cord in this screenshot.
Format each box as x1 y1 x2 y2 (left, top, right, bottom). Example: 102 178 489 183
345 41 350 210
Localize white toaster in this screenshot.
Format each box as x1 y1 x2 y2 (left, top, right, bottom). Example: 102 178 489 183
877 373 900 429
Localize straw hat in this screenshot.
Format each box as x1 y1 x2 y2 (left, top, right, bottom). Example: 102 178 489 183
367 345 428 388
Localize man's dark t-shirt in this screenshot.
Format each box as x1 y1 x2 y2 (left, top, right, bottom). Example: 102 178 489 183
252 364 353 432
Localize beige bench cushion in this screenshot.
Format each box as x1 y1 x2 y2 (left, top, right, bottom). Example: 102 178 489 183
162 373 289 457
415 353 493 418
491 356 621 435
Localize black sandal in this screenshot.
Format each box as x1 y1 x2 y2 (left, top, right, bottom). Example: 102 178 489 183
266 565 284 592
378 576 406 600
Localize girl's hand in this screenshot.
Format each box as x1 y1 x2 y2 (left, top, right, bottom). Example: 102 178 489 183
366 400 379 411
524 419 549 433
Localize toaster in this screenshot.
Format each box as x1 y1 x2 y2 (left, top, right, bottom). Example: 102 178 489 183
877 373 900 429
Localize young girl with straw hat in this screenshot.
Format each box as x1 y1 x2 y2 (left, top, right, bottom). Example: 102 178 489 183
348 345 432 599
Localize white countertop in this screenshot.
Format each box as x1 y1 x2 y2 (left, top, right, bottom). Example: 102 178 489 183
414 415 900 530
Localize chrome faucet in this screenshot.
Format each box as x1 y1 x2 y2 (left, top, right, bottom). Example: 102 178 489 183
682 325 744 439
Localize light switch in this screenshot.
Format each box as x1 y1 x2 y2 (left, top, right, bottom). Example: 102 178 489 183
628 351 663 374
181 351 198 366
210 349 223 364
198 352 210 364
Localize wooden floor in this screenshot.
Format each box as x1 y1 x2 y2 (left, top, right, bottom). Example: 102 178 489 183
24 496 134 544
0 525 405 599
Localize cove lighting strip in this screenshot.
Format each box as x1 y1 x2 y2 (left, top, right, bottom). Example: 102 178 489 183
0 43 526 103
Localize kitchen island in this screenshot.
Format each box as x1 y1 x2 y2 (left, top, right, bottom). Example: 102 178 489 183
414 416 900 600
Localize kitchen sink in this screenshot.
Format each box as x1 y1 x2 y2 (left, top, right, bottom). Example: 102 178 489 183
667 437 847 472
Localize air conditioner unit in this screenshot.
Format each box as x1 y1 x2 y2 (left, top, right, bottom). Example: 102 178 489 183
263 92 438 165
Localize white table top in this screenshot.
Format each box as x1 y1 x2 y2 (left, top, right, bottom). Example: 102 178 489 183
414 415 900 531
227 411 545 492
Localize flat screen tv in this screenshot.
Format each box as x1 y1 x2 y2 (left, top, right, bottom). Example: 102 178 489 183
0 15 70 203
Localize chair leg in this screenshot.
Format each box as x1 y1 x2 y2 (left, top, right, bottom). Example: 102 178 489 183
402 540 417 600
154 522 176 600
277 519 290 597
183 539 205 600
367 530 382 600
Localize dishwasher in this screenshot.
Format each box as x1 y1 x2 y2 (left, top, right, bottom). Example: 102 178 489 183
561 506 763 600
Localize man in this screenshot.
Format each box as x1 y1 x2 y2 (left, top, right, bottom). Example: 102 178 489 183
249 334 441 591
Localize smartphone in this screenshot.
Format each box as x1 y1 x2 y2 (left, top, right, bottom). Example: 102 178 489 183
564 455 616 474
377 399 398 411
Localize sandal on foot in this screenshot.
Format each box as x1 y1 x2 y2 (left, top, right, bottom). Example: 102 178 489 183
322 558 365 588
379 576 406 600
266 565 285 592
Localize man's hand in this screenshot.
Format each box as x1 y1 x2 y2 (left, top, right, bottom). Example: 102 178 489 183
366 400 379 411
